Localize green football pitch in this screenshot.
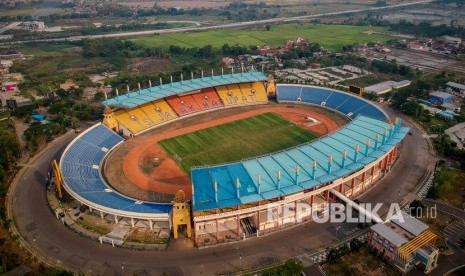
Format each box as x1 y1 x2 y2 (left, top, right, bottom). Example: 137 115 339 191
158 112 318 173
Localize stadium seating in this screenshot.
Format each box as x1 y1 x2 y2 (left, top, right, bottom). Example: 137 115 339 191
216 83 269 106
166 94 202 116
114 99 178 134
251 82 269 102
61 124 172 214
238 82 269 103
191 88 224 110
277 85 387 121
216 85 242 106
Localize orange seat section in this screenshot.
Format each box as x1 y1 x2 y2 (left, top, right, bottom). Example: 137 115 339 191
192 88 224 110
166 94 201 116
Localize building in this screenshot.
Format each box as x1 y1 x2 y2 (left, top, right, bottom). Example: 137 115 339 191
0 64 8 74
437 110 458 121
364 80 411 95
0 93 32 109
446 81 465 97
1 82 18 92
443 36 462 47
0 60 13 68
368 211 438 274
429 91 452 105
407 42 424 50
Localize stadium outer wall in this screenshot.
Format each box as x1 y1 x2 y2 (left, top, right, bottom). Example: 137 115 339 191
192 144 400 247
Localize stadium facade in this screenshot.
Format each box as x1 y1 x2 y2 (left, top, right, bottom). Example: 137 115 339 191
57 71 409 248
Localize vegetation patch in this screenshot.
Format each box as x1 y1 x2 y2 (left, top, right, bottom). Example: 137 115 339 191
322 246 401 276
132 24 389 52
427 167 465 209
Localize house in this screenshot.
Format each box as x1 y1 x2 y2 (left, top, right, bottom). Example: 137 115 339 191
1 82 18 92
443 36 462 47
407 42 424 50
0 64 8 74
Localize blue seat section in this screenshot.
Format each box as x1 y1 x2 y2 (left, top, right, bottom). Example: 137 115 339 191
300 87 332 104
61 124 172 214
192 115 409 212
276 85 387 121
276 85 302 101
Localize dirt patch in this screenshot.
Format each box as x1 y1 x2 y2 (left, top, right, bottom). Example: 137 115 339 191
105 103 346 201
127 57 175 75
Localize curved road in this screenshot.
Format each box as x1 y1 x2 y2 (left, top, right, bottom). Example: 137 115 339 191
1 0 434 45
11 107 434 275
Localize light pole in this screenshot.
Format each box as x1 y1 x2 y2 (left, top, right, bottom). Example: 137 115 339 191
335 226 340 239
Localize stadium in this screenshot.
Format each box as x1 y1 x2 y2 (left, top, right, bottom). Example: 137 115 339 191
56 70 408 247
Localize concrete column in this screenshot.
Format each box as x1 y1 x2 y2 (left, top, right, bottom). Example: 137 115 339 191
216 218 219 242
114 214 118 224
351 178 355 196
325 190 330 202
89 206 93 212
193 221 197 246
361 172 366 190
257 210 260 231
309 195 314 221
237 215 240 236
149 219 153 230
294 201 298 223
100 211 104 219
131 217 135 228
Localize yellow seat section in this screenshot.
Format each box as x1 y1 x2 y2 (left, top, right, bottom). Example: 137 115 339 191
227 84 247 104
114 99 178 135
114 109 146 134
126 106 154 129
148 99 178 124
238 83 254 102
251 82 269 102
215 85 234 107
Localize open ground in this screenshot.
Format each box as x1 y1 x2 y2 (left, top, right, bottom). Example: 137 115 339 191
104 104 345 201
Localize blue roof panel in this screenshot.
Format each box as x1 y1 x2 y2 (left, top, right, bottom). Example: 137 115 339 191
103 71 267 109
192 115 409 212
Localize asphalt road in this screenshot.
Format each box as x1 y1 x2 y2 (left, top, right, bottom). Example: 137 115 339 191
11 106 433 275
0 0 434 45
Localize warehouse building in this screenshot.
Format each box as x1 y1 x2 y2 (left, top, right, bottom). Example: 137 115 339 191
429 91 452 105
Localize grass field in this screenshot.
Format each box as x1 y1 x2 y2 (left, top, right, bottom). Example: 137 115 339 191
132 23 389 51
158 112 318 173
428 167 465 209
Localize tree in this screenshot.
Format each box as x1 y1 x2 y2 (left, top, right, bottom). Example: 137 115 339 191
265 25 271 31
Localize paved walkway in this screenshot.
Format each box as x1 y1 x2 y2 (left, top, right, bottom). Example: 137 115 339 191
445 122 465 150
422 199 465 221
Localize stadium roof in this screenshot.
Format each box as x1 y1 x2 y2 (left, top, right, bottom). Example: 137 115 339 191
103 71 267 109
192 115 409 212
